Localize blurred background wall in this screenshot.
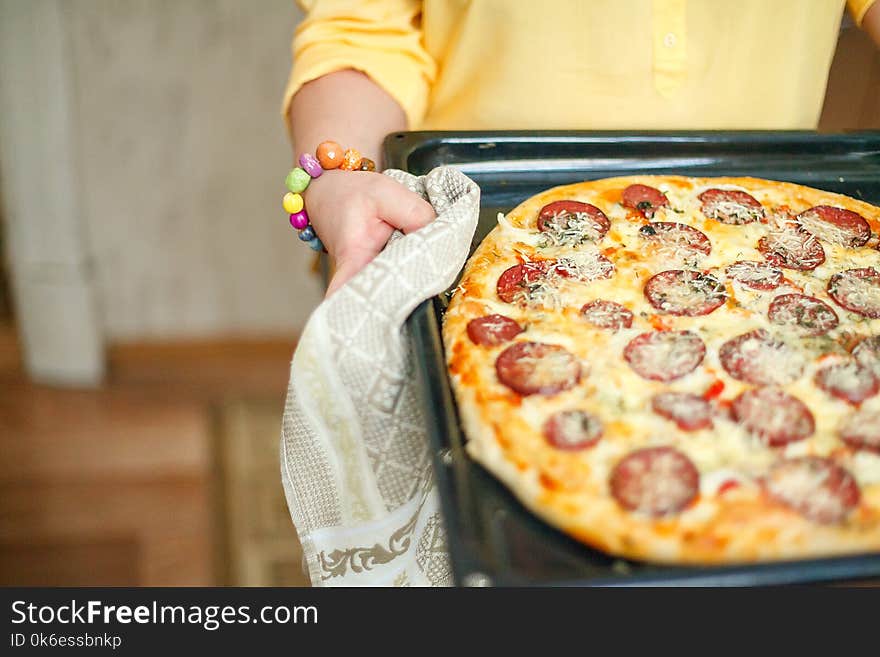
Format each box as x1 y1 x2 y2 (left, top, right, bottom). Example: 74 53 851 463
0 1 877 587
65 0 321 340
0 0 317 587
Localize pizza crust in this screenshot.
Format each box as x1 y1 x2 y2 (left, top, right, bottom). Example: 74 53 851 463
443 175 880 565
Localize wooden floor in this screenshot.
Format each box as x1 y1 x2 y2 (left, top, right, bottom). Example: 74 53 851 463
0 326 309 586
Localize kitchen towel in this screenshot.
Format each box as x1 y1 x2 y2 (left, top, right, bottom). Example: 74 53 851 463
280 166 479 586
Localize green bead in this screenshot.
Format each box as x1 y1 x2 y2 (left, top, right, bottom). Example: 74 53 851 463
285 167 311 193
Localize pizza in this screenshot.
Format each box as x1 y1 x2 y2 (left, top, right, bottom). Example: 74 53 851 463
442 175 880 565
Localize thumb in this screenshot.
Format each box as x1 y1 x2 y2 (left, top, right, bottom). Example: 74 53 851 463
369 176 436 234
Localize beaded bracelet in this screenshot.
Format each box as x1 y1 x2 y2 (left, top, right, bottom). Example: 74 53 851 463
282 140 376 252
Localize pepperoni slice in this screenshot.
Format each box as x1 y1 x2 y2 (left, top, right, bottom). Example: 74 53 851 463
828 268 880 319
651 392 714 431
495 341 581 396
537 200 610 243
638 222 712 263
725 260 783 291
610 446 699 516
622 184 669 218
840 408 880 453
853 335 880 377
718 330 805 386
767 294 839 336
757 224 825 271
814 362 879 405
466 314 524 346
543 410 603 450
698 188 764 225
731 388 815 447
796 205 871 248
644 270 727 316
764 457 860 524
624 331 705 382
496 262 550 304
580 300 633 330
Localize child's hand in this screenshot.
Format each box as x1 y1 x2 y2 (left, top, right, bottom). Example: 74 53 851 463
306 170 437 297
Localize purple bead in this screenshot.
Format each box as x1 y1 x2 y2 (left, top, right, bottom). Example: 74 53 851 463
289 209 310 230
299 153 323 178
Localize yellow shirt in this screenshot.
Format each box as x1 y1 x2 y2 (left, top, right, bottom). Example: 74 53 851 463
284 0 876 130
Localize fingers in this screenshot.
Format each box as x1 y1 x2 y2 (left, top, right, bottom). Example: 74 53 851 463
368 176 436 234
318 174 436 297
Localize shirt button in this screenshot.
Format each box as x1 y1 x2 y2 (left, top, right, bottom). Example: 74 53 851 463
663 32 677 47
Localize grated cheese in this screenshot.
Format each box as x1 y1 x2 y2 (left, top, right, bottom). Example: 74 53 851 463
640 223 710 267
830 269 880 315
555 250 615 281
798 212 856 247
704 198 763 224
762 216 825 268
538 210 604 248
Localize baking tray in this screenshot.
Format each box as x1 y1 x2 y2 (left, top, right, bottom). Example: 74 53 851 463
387 131 880 586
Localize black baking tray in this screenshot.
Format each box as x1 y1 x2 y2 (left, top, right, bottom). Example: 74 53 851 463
386 131 880 586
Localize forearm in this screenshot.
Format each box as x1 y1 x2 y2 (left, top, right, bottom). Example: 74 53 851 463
284 69 434 296
287 69 407 167
863 1 880 48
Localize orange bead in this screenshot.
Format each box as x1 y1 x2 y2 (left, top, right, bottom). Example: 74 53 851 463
316 141 343 169
340 148 362 171
358 157 376 172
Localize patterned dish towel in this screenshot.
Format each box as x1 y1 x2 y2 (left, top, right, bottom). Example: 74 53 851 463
280 167 480 586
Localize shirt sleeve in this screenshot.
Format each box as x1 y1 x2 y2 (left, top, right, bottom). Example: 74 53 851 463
281 0 436 128
847 0 878 25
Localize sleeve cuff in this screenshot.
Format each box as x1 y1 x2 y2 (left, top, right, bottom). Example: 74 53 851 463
848 0 878 26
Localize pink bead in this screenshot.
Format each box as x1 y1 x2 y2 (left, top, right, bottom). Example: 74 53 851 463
289 209 310 230
299 153 323 178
